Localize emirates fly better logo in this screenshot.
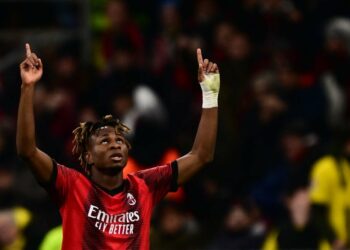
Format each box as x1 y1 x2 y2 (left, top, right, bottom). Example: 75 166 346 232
88 205 140 235
127 193 136 206
86 193 138 235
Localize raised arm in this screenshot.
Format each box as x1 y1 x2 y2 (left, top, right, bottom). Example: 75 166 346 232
16 43 53 184
176 49 219 184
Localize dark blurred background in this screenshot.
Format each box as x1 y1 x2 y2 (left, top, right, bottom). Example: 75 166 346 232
1 0 350 249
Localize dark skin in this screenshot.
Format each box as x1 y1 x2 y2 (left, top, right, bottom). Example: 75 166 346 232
87 127 129 189
17 44 219 190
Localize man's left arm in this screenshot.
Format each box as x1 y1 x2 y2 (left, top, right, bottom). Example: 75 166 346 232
176 48 219 185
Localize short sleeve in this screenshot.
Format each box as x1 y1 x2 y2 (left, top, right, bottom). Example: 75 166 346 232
133 161 178 205
310 157 336 205
44 160 80 206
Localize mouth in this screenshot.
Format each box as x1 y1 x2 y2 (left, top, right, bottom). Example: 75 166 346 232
110 152 123 162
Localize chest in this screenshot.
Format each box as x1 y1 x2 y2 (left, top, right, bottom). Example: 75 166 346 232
61 181 153 237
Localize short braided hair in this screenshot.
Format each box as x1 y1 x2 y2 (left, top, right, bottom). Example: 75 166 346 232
72 114 130 173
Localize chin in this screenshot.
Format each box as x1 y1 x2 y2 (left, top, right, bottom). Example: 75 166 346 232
112 161 127 169
106 168 123 176
100 165 124 176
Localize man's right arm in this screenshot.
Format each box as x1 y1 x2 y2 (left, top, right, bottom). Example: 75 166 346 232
16 43 53 184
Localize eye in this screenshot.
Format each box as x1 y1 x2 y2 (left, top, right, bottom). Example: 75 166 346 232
116 138 124 144
101 139 109 144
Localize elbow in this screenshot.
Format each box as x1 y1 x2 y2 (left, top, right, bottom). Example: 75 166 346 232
202 148 215 165
16 145 36 160
194 151 214 166
16 137 36 159
17 151 30 160
203 153 214 165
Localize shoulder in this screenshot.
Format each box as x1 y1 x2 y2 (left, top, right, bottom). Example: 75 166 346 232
43 161 87 202
131 163 172 177
125 164 172 186
311 155 338 178
51 160 86 186
56 162 84 177
124 169 147 185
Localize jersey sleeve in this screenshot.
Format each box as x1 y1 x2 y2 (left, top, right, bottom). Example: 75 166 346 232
309 157 336 205
43 160 80 206
134 161 178 205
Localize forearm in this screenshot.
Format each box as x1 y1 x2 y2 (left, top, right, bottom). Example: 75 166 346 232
16 84 37 157
190 108 218 162
17 44 53 183
177 49 219 184
178 94 219 181
177 108 218 184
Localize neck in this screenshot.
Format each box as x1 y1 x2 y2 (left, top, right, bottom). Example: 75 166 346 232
90 167 124 190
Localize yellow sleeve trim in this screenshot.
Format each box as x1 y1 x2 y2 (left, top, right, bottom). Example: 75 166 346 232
13 207 31 229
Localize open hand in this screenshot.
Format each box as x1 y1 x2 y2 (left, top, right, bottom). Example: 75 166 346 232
20 43 43 85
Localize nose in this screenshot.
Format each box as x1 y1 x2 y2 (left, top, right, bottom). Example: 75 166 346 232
110 140 121 149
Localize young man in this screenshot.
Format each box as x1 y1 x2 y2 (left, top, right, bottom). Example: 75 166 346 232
16 43 220 249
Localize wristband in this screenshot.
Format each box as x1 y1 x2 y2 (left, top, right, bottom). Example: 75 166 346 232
200 73 220 108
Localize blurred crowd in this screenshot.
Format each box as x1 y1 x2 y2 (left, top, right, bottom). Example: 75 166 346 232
1 0 350 249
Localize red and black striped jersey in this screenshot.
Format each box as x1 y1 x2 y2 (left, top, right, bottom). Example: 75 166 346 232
45 160 178 250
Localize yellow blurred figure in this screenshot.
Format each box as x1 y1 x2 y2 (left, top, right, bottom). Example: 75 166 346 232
310 155 350 245
39 225 62 250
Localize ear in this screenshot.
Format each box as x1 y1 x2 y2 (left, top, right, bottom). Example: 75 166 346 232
85 151 93 165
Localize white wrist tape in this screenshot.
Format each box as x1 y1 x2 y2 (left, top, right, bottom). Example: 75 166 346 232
200 73 220 108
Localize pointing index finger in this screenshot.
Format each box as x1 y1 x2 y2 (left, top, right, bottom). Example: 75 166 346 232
197 48 203 65
25 43 31 58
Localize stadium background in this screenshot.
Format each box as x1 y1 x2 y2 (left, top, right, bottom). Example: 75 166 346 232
0 0 350 249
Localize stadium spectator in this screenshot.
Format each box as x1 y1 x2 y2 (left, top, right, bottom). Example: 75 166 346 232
207 198 265 250
262 184 330 250
310 125 350 249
